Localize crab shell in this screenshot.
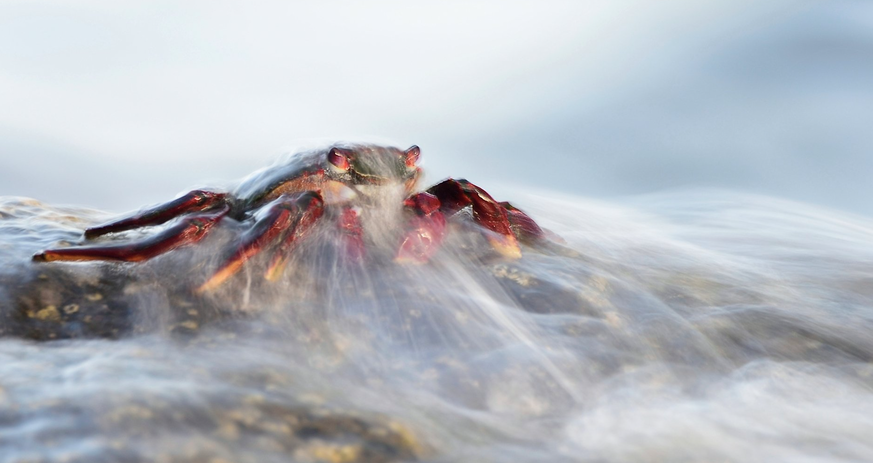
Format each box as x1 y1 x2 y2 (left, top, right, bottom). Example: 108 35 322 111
233 144 422 210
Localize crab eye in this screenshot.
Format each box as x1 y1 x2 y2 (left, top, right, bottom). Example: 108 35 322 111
404 145 420 168
327 147 351 172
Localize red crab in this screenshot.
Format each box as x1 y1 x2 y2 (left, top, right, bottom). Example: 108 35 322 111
33 144 544 292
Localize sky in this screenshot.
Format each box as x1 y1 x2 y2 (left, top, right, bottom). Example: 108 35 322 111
1 0 872 216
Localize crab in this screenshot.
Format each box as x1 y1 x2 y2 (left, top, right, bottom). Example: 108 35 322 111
33 144 544 292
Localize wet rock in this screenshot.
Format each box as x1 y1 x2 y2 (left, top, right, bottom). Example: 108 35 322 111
0 377 421 463
0 263 234 341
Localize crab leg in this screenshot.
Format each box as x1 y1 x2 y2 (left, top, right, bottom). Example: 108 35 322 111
263 196 333 281
85 190 228 239
197 191 323 293
335 206 366 263
33 206 230 263
498 201 544 243
426 178 522 258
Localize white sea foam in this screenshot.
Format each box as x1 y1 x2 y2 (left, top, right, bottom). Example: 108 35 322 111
1 190 872 462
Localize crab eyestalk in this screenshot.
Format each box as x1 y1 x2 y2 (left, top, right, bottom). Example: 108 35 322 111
404 145 420 168
401 145 423 195
327 147 352 172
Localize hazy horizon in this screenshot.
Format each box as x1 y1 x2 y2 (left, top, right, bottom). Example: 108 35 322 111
2 0 872 218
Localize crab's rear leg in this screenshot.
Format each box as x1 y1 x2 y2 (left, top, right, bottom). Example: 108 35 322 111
426 178 524 258
498 201 545 243
197 191 324 293
85 190 228 239
33 206 230 262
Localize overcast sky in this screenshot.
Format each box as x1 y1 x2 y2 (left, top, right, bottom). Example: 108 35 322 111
2 0 871 217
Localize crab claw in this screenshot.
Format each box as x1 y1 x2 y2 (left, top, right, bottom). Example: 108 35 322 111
197 192 324 293
396 192 446 264
427 178 522 259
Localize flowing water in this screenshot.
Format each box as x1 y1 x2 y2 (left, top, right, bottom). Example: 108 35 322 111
1 189 873 462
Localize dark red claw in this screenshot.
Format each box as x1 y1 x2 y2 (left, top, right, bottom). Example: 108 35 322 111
199 192 323 292
85 190 228 239
426 179 521 258
33 206 229 263
425 178 473 215
396 192 447 264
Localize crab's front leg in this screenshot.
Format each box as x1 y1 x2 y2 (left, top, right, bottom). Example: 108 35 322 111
84 190 228 239
196 191 324 293
33 189 231 263
33 206 230 263
426 178 543 259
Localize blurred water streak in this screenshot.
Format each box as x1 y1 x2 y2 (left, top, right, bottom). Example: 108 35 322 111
1 189 873 461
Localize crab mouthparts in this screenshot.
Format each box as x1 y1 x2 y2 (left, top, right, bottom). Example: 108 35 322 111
350 183 408 206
